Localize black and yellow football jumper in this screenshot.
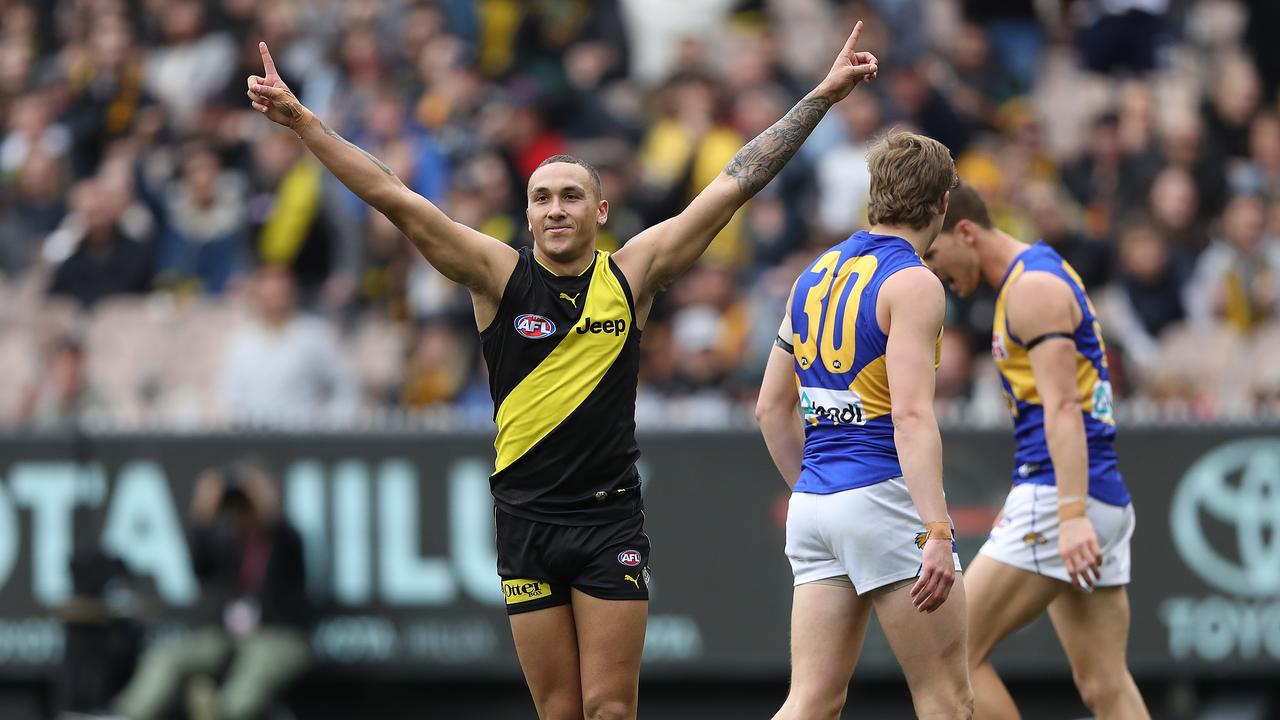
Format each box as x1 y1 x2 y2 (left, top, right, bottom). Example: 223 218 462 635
481 246 643 526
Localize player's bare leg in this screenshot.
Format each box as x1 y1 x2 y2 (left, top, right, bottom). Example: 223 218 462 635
1048 586 1150 720
873 578 973 719
772 581 873 720
571 590 647 720
964 554 1062 720
509 604 583 720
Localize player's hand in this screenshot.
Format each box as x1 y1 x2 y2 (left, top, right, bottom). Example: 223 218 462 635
247 42 311 131
1059 516 1103 591
816 20 879 104
910 537 956 613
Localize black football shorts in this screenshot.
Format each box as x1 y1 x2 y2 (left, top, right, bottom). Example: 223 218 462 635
495 508 651 615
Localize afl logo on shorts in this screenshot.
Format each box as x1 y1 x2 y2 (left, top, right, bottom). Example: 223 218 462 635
617 549 642 567
515 314 556 339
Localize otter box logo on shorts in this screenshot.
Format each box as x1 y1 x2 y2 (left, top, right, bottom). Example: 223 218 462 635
1172 439 1280 597
503 579 552 604
799 387 867 426
514 314 556 339
617 549 642 567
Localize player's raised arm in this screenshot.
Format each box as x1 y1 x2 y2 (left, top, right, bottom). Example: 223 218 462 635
1006 272 1104 590
615 22 878 296
247 42 515 297
882 266 954 613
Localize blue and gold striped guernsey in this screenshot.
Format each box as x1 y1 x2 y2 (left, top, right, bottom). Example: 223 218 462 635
992 241 1131 506
790 231 934 494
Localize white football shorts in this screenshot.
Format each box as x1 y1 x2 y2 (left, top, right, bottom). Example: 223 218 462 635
785 476 963 593
978 483 1135 586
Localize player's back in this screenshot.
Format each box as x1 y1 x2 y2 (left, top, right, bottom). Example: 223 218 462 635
789 230 929 494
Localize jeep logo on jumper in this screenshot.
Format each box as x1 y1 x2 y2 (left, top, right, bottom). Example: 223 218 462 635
799 387 867 426
1172 439 1280 597
576 317 627 336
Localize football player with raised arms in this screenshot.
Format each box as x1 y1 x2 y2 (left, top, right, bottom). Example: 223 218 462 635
247 23 878 720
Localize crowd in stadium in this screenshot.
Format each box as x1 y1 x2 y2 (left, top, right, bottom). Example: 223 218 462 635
1 0 1279 430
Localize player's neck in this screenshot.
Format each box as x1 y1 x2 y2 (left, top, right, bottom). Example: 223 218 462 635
867 224 935 257
981 231 1027 289
534 245 595 277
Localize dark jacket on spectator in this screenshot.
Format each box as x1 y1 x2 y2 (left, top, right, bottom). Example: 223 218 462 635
48 232 153 307
188 519 312 632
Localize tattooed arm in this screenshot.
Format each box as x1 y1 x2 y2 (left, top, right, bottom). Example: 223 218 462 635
246 42 515 302
613 22 877 305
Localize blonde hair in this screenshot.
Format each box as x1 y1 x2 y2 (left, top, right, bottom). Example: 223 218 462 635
866 131 959 230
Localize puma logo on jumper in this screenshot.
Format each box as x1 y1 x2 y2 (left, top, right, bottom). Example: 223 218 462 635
624 574 641 589
559 292 579 308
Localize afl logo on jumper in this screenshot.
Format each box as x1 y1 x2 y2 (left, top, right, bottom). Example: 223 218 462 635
515 314 556 339
617 549 642 567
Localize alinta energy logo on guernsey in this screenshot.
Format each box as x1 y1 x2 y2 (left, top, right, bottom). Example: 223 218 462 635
503 578 552 605
799 387 867 426
1162 438 1280 662
514 314 556 339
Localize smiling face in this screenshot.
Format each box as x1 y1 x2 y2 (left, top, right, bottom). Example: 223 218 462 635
526 162 607 264
924 222 983 297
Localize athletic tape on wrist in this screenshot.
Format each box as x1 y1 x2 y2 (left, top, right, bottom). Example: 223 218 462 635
923 521 952 543
1058 499 1087 523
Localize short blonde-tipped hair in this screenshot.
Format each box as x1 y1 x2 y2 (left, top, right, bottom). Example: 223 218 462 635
866 131 959 230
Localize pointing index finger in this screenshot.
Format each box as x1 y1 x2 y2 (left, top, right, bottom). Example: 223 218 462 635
259 41 278 77
841 20 863 57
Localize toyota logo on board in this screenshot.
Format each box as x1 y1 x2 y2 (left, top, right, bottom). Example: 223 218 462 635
1171 438 1280 598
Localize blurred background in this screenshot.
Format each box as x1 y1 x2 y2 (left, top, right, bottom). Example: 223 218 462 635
0 0 1278 718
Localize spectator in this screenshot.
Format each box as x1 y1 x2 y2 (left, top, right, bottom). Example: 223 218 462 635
47 177 154 308
1100 216 1188 377
218 264 359 427
18 334 107 429
142 143 249 295
962 0 1043 91
1148 164 1209 257
0 148 67 277
63 12 157 179
1061 111 1160 239
111 460 311 720
815 93 881 237
1186 191 1280 333
1076 0 1169 77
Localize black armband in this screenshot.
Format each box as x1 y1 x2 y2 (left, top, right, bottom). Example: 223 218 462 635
1025 332 1073 351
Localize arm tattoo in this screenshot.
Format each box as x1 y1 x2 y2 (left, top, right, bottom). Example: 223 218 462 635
318 118 397 178
724 94 832 197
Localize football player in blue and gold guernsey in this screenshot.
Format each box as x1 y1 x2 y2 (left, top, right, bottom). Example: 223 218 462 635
925 183 1150 720
247 25 881 720
757 131 972 720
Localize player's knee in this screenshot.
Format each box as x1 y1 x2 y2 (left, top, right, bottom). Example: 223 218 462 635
1073 667 1126 711
915 679 973 719
582 695 635 720
534 692 583 720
